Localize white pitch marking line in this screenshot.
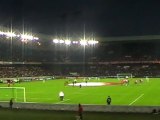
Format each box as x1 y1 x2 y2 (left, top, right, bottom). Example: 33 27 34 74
55 99 70 104
129 94 144 105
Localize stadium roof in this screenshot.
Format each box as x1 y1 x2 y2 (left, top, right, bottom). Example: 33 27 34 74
1 25 160 43
99 35 160 42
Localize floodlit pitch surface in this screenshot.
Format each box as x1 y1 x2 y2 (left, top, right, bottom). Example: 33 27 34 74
0 78 160 106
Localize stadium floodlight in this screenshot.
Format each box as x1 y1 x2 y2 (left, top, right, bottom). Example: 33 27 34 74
0 31 5 35
16 35 20 37
33 37 39 40
80 39 88 46
21 34 34 40
65 39 71 45
72 41 79 44
53 39 59 43
88 40 99 45
59 39 64 43
20 34 38 41
5 32 16 38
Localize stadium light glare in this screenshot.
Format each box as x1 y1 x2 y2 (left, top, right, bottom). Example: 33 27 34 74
0 31 5 35
21 34 34 40
80 39 88 46
5 32 16 38
59 39 64 43
33 37 39 40
53 39 59 43
72 41 79 44
88 40 99 45
65 40 71 45
0 29 39 41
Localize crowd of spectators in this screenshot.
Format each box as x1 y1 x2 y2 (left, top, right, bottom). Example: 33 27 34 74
0 66 54 78
0 37 160 78
0 63 159 78
85 64 160 77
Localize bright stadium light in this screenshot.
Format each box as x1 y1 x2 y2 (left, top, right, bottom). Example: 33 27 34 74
5 32 16 38
20 34 38 41
53 39 59 43
0 31 5 35
17 35 20 37
72 41 79 44
80 39 87 46
88 40 99 45
59 39 64 43
21 34 34 40
33 37 39 40
65 39 71 45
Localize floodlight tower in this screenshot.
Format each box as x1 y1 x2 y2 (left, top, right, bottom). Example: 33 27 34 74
21 21 25 62
82 24 86 77
10 19 13 62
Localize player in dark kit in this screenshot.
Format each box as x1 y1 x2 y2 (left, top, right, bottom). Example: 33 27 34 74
107 96 111 105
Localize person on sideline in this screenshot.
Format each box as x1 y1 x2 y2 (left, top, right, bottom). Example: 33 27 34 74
107 96 111 105
78 103 83 120
9 98 13 109
59 91 64 101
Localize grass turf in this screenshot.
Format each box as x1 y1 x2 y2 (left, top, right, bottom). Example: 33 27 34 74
0 78 160 106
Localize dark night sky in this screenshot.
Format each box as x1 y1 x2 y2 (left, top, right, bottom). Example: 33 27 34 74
0 0 160 37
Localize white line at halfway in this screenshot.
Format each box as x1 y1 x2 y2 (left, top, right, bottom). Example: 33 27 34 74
129 94 144 105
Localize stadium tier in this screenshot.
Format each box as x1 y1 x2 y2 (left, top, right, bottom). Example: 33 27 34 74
0 63 159 78
0 35 160 107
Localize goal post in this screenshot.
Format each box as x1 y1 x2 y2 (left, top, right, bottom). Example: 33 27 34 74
117 73 133 80
0 87 26 102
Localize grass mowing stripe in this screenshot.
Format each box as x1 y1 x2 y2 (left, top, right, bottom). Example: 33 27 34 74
129 94 144 105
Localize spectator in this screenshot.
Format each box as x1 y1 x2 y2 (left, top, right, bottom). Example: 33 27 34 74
9 98 13 109
78 103 83 120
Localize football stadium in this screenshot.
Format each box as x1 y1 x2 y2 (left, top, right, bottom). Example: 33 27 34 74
0 1 160 120
0 30 160 119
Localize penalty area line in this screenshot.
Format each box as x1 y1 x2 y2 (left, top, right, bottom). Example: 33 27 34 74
129 94 144 105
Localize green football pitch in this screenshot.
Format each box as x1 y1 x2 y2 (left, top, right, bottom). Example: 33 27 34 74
0 78 160 106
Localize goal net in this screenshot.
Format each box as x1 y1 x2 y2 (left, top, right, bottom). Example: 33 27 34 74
117 73 132 80
0 87 26 102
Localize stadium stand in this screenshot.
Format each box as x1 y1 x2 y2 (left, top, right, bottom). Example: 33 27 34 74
0 36 160 78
